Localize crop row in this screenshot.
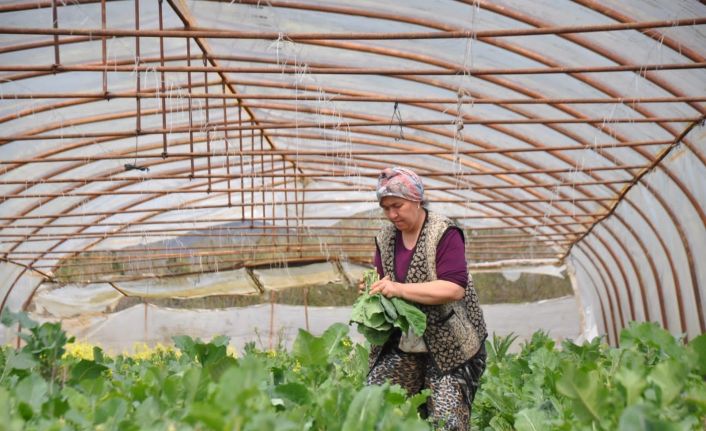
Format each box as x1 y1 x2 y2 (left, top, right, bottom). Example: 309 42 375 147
0 311 704 430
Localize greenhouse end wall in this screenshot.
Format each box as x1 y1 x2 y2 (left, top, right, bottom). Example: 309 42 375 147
570 129 706 344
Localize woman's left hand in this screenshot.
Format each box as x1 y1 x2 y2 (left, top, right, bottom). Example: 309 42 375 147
369 276 403 298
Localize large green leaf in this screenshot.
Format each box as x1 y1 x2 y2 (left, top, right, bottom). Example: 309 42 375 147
292 329 328 368
686 334 706 376
514 407 549 431
274 382 312 405
341 385 385 431
618 404 687 431
0 310 37 329
619 322 683 362
243 412 300 431
78 373 107 398
15 374 48 418
94 395 129 426
0 387 25 430
133 396 161 428
364 300 385 322
319 323 352 363
683 383 706 410
173 335 235 379
647 359 687 406
172 335 198 360
162 374 183 405
213 357 270 413
380 296 398 322
69 360 108 383
187 401 226 430
555 365 604 424
1 349 37 381
181 367 204 407
488 415 514 431
349 295 369 323
391 297 426 336
366 308 389 329
357 325 390 346
615 363 647 406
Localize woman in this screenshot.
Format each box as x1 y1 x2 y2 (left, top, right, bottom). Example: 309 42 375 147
366 166 487 431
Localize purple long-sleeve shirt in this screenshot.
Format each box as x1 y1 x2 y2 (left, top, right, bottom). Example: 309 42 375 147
374 227 468 288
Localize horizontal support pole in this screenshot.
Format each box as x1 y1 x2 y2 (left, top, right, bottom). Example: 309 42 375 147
1 92 704 105
0 62 703 76
0 17 703 40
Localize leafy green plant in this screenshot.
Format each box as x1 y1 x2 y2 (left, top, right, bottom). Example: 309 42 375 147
350 270 427 345
472 322 706 431
2 310 703 430
0 310 74 384
486 332 519 363
0 314 432 430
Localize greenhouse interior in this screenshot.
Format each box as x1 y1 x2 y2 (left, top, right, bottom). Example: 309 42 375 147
0 0 704 430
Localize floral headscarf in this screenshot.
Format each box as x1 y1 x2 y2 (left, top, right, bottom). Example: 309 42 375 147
376 167 424 202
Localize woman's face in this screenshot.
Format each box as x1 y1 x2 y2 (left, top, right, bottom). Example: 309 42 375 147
379 196 422 232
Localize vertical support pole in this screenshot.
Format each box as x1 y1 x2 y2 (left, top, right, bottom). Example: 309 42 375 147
223 82 232 207
292 159 302 257
282 158 290 252
134 0 142 136
52 0 60 66
186 38 194 179
158 0 168 158
204 56 212 193
260 130 266 227
250 121 255 221
270 149 276 260
238 104 245 220
101 0 107 95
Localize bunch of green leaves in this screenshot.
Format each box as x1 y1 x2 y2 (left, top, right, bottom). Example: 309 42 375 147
350 270 427 345
472 322 706 431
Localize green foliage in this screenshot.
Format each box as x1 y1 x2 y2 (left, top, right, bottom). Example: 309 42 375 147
172 334 237 379
0 310 74 384
486 332 519 363
0 312 431 430
350 270 427 345
473 322 706 431
2 312 703 430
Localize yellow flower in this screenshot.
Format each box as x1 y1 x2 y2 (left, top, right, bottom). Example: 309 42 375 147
63 341 95 360
227 345 238 358
124 342 180 360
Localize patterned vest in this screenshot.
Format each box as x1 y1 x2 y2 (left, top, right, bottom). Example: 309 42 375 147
375 211 488 374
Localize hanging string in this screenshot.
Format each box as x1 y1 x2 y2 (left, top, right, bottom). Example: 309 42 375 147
389 101 404 141
124 136 149 172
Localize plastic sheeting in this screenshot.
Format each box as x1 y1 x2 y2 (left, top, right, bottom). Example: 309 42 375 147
0 1 704 344
0 296 580 355
569 128 705 343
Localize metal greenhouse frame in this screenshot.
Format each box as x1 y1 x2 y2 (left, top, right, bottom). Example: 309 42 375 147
0 0 704 345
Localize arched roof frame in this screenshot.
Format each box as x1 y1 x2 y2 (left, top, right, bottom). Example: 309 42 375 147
0 0 704 340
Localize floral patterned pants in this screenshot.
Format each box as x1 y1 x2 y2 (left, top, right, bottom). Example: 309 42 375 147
367 343 487 430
